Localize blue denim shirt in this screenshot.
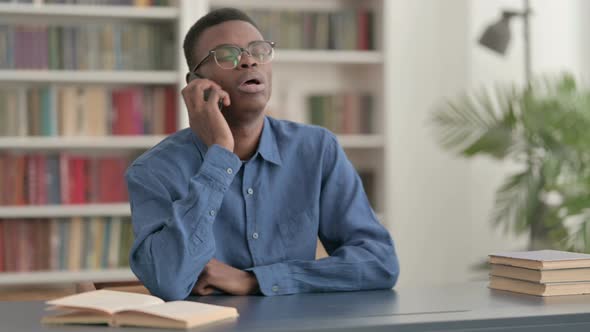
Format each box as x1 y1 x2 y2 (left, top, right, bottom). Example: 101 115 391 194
126 116 399 301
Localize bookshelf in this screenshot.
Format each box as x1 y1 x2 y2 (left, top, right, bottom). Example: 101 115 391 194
0 0 391 286
0 0 186 286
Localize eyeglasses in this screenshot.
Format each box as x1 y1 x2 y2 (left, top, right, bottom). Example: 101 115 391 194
192 40 275 73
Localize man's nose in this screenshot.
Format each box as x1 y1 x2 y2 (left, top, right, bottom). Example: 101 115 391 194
239 51 258 69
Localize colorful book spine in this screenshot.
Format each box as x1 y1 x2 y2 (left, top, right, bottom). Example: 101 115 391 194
1 23 174 70
0 153 131 206
307 93 375 134
240 8 375 50
0 85 177 137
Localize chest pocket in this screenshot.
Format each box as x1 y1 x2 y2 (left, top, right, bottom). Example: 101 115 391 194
278 209 318 260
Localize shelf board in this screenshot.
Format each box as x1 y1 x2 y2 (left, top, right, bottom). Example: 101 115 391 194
212 0 351 11
0 203 131 218
0 136 167 150
0 136 381 150
0 3 178 20
0 135 382 149
337 135 384 149
0 269 136 286
275 50 383 64
0 70 178 84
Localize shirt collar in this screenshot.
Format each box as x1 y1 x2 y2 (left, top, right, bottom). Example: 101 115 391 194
191 116 282 166
256 116 282 166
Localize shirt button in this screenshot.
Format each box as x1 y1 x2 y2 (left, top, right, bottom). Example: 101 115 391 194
226 168 233 175
247 188 254 195
271 285 279 293
252 232 259 239
209 210 216 217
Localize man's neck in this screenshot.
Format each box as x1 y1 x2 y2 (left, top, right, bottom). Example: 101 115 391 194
229 115 265 161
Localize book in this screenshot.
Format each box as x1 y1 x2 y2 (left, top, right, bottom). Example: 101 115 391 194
489 276 590 296
41 290 239 329
489 250 590 270
490 264 590 283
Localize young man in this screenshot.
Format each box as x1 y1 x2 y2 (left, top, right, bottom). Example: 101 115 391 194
126 8 399 301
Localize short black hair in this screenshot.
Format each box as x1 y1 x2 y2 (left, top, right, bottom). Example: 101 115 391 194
183 8 259 71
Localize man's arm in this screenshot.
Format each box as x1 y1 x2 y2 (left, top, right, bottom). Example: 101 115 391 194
247 135 400 295
126 144 241 301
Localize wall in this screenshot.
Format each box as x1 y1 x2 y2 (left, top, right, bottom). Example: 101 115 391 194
384 0 474 286
385 0 588 287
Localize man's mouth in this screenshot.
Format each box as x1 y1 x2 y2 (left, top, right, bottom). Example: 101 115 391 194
244 78 260 85
238 76 265 93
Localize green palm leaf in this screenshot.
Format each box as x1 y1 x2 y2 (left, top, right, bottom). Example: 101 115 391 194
431 73 590 252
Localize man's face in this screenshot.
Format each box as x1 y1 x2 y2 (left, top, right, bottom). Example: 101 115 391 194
194 20 272 124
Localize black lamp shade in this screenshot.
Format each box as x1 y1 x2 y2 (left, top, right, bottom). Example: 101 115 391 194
478 17 512 55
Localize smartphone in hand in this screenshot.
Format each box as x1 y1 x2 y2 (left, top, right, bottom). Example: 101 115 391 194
188 72 224 110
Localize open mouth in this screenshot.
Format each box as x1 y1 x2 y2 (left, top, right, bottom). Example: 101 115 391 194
238 76 265 93
243 78 261 85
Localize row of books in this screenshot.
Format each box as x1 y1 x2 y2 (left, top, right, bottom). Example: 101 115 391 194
0 217 133 273
0 85 177 137
0 153 130 206
0 23 175 70
358 171 375 209
242 9 375 50
488 250 590 296
308 94 374 134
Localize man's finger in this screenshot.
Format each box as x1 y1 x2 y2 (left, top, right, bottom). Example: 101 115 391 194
189 77 222 91
206 89 226 112
218 90 231 107
193 278 213 296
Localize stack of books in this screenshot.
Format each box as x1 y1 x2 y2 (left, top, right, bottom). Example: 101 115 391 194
488 250 590 296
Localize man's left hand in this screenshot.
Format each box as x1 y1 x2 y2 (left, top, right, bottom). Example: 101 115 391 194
192 259 259 296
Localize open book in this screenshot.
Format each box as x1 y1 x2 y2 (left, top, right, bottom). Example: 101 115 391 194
41 290 239 329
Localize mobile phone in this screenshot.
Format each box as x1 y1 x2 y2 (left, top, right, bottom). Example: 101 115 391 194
188 72 224 110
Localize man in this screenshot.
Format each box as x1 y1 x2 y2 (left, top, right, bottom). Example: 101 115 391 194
126 8 399 301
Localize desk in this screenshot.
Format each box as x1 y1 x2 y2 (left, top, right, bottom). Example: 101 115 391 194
3 281 590 331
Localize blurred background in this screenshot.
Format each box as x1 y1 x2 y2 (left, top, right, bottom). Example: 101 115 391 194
1 0 589 299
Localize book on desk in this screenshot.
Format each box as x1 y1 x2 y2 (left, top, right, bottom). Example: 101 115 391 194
488 250 590 296
41 290 238 329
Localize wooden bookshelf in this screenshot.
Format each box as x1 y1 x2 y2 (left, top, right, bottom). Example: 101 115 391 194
0 0 187 286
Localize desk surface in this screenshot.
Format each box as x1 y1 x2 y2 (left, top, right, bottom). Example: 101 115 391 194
4 281 590 331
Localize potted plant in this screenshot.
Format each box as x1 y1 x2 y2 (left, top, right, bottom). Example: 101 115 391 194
431 74 590 252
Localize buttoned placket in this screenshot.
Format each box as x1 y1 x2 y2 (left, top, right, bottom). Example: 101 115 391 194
242 160 259 265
